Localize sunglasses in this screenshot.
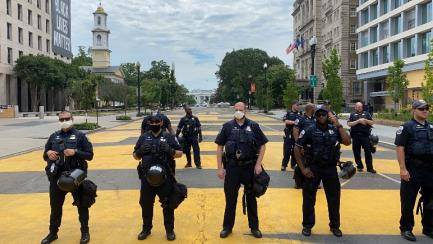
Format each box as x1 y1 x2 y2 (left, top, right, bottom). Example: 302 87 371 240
59 117 71 122
417 107 429 111
316 112 328 117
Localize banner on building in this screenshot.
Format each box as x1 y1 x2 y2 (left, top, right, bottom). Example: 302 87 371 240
51 0 72 58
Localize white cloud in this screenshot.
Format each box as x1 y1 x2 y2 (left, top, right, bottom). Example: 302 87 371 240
72 0 294 90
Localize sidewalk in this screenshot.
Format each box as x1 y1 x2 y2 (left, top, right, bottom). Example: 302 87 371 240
255 109 398 147
0 112 141 158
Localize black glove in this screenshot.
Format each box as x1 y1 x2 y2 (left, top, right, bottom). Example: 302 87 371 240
136 143 152 157
160 141 175 156
199 135 203 143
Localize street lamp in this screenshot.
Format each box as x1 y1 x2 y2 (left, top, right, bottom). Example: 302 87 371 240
248 74 252 110
95 97 100 126
136 62 141 115
263 62 269 113
309 35 317 103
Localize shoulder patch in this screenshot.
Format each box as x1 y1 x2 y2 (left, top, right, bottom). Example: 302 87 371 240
396 126 404 135
294 119 299 125
299 130 305 139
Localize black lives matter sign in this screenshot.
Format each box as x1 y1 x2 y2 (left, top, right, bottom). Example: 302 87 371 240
51 0 72 58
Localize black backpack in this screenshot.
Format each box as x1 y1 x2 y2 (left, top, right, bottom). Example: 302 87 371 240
77 179 98 208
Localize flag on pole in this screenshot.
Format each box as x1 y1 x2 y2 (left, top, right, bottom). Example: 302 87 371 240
286 41 296 54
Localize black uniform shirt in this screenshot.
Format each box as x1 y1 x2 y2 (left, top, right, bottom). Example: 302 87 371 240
296 123 342 149
43 128 94 169
394 119 433 161
348 111 373 136
141 113 172 134
134 131 181 164
283 110 302 130
177 115 201 137
294 115 315 132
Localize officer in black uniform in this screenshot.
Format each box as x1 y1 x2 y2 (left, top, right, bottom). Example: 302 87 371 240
134 115 183 241
294 106 351 237
176 106 203 169
281 100 302 171
348 102 376 173
395 100 433 242
215 102 268 239
141 109 175 135
41 111 94 244
292 103 316 189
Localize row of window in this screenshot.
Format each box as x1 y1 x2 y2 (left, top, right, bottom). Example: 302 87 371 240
6 0 50 15
6 0 51 33
6 23 50 53
359 2 432 48
359 31 431 69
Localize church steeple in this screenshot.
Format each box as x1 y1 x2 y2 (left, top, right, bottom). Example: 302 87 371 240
91 2 111 68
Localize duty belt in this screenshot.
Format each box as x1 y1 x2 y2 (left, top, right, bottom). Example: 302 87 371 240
227 158 256 166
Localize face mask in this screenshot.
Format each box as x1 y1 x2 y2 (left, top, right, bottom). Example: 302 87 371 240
150 124 161 133
186 111 192 116
60 120 73 130
234 111 245 120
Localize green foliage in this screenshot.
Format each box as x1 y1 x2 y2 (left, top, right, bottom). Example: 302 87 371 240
71 46 92 67
74 122 99 130
215 48 284 105
422 39 433 105
69 75 98 111
322 49 344 114
387 59 408 111
116 115 132 121
120 63 139 87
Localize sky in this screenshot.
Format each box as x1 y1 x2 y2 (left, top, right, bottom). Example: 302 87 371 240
71 0 294 91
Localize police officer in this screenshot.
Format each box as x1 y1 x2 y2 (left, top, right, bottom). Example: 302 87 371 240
294 106 351 237
395 100 433 242
348 102 376 173
176 106 203 169
133 115 183 241
215 102 268 239
141 108 175 135
41 111 94 244
292 103 316 189
281 100 302 171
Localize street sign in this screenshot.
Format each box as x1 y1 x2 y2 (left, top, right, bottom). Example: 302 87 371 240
309 75 317 87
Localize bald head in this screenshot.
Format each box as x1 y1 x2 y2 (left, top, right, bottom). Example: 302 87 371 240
355 102 363 112
234 102 246 112
305 103 315 116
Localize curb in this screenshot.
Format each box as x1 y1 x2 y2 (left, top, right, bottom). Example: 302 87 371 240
0 118 143 160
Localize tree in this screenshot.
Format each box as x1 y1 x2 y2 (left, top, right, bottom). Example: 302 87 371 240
283 79 299 108
387 59 408 112
215 48 284 104
120 63 139 87
71 46 92 67
69 75 98 122
422 39 433 105
322 49 344 114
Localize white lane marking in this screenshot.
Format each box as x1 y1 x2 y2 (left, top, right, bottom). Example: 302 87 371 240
261 124 280 132
341 178 352 187
378 172 401 184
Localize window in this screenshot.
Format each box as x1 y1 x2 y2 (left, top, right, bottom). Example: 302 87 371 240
350 25 356 34
7 23 12 40
37 0 41 9
7 47 13 64
405 36 416 57
421 31 432 54
37 15 41 30
19 50 23 58
391 15 401 35
350 8 357 17
361 31 369 47
6 0 11 15
370 4 378 21
380 21 389 40
28 10 33 25
18 4 22 20
97 34 102 46
18 27 23 44
371 49 378 66
350 59 357 69
46 39 50 53
405 9 416 30
351 41 357 51
38 36 42 51
361 9 369 25
392 42 400 60
381 46 389 63
45 0 50 13
392 0 401 10
421 2 432 25
97 16 101 25
46 20 50 33
370 26 378 43
353 82 362 96
381 0 389 15
361 52 368 68
28 32 33 47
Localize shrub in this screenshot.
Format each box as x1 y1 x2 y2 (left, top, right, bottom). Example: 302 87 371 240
74 122 100 130
116 115 132 121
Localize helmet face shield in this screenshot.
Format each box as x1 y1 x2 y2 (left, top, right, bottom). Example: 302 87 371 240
146 164 167 187
338 161 356 179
